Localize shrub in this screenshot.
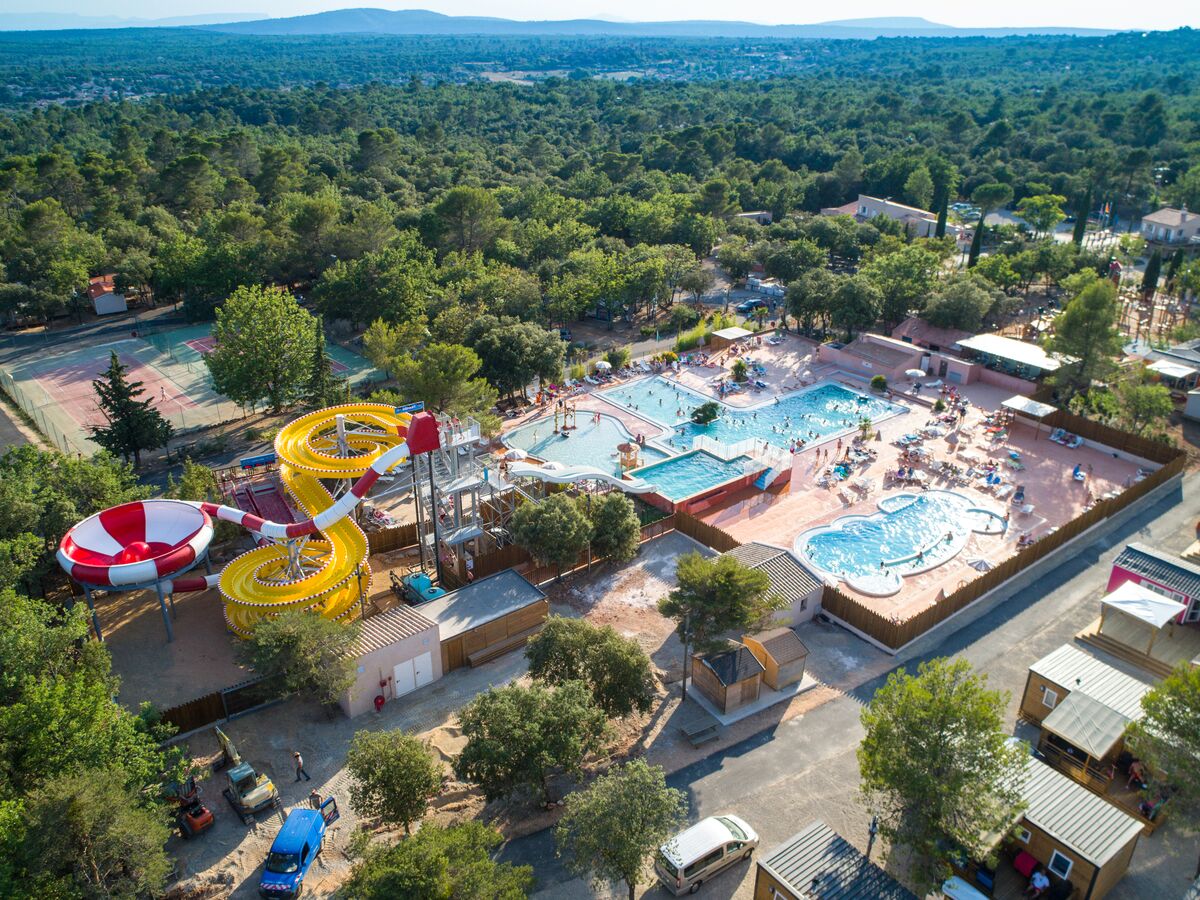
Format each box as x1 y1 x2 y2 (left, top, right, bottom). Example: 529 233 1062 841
346 729 441 834
691 401 721 425
732 359 749 382
655 350 678 364
605 347 632 369
870 375 888 392
933 398 946 413
569 363 586 381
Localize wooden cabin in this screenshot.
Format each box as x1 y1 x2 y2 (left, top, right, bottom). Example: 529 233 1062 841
754 820 916 900
742 627 809 690
691 643 764 715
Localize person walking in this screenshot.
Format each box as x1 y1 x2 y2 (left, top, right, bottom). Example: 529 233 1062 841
293 751 311 782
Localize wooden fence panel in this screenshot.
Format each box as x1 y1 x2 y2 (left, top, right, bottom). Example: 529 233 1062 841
366 522 419 554
160 691 225 735
674 511 741 552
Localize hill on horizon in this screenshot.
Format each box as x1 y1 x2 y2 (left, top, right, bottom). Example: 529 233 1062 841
192 8 1117 38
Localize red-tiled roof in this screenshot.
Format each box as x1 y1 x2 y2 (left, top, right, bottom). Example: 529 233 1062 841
87 274 117 301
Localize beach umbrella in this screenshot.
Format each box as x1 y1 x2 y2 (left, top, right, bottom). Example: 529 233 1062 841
801 370 813 380
966 557 995 572
905 368 926 379
594 360 612 371
503 447 527 461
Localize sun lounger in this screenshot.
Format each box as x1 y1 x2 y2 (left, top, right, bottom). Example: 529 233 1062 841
1049 428 1067 443
994 484 1014 500
1066 435 1083 449
1019 503 1035 516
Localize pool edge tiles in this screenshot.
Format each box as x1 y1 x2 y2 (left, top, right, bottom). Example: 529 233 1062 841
794 489 1007 597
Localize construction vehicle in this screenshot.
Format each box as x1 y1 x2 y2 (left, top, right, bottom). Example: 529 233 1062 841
214 726 281 825
165 773 215 838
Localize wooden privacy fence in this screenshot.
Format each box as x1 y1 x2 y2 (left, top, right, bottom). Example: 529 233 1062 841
674 510 742 553
366 522 419 554
821 450 1187 651
1010 405 1180 464
158 676 283 737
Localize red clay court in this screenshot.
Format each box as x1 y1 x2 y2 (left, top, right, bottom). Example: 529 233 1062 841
33 352 196 430
185 336 350 374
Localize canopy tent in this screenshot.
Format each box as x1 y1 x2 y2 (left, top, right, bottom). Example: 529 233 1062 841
711 326 753 342
1001 395 1057 440
958 333 1067 374
1103 579 1188 629
1148 359 1199 381
1040 691 1130 761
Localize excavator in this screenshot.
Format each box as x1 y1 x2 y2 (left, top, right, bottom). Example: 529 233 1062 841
214 726 281 825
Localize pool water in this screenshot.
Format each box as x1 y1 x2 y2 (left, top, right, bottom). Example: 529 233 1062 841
503 414 668 474
632 451 753 502
795 491 1005 596
600 377 904 451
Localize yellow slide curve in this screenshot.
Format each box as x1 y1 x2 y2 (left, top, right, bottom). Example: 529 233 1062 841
219 404 413 636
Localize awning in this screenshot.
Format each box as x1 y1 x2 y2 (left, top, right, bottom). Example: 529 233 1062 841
957 333 1067 372
1103 579 1187 628
1040 691 1130 760
1002 396 1057 418
712 326 753 341
1148 359 1199 380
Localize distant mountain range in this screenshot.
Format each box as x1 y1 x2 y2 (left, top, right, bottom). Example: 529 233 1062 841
195 10 1117 39
0 12 262 30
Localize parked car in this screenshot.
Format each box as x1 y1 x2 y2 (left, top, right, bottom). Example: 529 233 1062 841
735 298 767 313
558 328 573 341
655 814 758 895
258 797 339 898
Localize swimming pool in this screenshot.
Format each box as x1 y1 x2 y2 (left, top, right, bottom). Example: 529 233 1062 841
600 377 905 452
503 413 668 474
794 490 1005 596
631 451 754 502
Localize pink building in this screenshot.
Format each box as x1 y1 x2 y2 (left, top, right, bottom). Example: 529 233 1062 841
1107 543 1200 625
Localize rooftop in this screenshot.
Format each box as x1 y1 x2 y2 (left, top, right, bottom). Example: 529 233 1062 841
1040 690 1132 760
1015 755 1144 866
416 569 545 640
1028 644 1154 721
759 820 918 900
891 316 972 350
701 643 765 686
1114 542 1200 599
712 326 754 341
839 334 920 369
1103 579 1187 629
751 626 810 665
957 333 1065 372
1142 206 1197 227
353 603 437 656
724 541 823 608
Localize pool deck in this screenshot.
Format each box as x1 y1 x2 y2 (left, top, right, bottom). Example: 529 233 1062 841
699 377 1147 622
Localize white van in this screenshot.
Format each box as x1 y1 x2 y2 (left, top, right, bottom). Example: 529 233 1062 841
654 814 759 895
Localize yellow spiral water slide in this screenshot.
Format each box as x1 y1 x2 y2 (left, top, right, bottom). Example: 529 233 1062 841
218 403 418 636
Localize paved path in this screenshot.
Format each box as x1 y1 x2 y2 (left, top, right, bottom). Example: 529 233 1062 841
499 473 1198 899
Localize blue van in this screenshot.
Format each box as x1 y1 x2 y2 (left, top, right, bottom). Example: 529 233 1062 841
258 797 339 898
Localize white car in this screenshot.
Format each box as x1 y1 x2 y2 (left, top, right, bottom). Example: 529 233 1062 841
654 814 759 895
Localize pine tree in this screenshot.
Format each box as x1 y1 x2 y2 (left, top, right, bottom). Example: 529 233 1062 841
935 191 949 239
90 351 173 466
1142 249 1162 301
1072 186 1091 246
306 320 341 407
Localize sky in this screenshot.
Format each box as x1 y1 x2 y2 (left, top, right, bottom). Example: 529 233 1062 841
8 0 1199 30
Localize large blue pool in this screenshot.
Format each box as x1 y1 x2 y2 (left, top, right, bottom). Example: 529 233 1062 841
503 413 668 474
600 377 905 451
631 451 753 502
794 491 1005 596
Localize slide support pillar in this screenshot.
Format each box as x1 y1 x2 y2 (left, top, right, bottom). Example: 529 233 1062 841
154 582 174 643
83 585 103 642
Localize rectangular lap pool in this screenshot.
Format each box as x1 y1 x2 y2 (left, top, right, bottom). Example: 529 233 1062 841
600 377 905 451
632 451 754 502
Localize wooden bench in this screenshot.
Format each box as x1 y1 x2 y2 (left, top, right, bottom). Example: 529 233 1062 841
680 719 721 747
467 625 543 668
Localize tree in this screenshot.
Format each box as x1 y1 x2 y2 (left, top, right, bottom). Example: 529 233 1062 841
525 617 655 718
967 183 1014 267
861 245 939 332
1047 279 1122 394
89 350 173 467
240 610 359 705
587 492 641 564
466 317 565 401
1125 664 1200 878
787 268 836 335
690 400 721 425
1071 186 1091 247
658 552 773 699
434 186 505 254
454 681 608 803
1114 373 1173 437
511 493 592 577
346 729 441 834
555 759 687 900
342 821 533 900
716 237 755 282
1016 193 1067 238
205 285 318 413
857 658 1027 892
391 342 498 423
678 267 715 306
8 768 172 898
903 165 934 210
312 237 436 328
1142 249 1162 301
306 319 343 408
830 274 882 340
923 276 1000 332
